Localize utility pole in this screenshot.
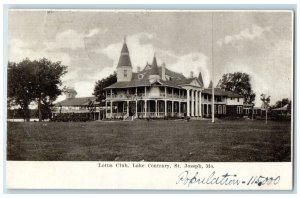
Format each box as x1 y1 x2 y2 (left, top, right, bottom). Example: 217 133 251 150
260 94 270 124
211 12 215 123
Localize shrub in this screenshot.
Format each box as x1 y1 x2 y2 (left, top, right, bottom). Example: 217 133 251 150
52 113 90 122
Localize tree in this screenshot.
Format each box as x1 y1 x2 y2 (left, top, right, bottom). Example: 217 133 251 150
93 72 117 102
31 58 67 121
8 60 36 121
93 72 117 119
8 58 67 122
218 72 256 104
261 94 271 124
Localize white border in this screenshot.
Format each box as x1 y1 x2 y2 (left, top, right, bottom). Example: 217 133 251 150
1 1 298 197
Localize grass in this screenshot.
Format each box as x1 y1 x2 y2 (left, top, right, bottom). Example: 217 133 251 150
7 119 291 162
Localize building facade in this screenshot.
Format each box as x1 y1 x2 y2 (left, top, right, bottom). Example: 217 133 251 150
53 38 244 120
53 88 102 120
104 38 244 119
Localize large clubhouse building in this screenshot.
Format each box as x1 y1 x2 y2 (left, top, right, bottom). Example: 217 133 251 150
54 38 245 120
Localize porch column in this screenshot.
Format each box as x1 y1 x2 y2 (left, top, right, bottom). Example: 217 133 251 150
165 87 167 98
199 91 202 117
135 100 138 118
187 89 190 117
155 100 158 117
191 89 195 117
207 103 209 116
98 109 101 120
195 90 199 117
144 100 147 117
110 101 113 118
144 87 147 96
164 100 167 116
171 101 174 117
105 101 108 118
126 101 129 117
110 89 113 99
179 102 181 116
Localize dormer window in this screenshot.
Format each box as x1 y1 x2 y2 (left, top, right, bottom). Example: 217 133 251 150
145 64 151 70
138 74 144 79
124 70 127 78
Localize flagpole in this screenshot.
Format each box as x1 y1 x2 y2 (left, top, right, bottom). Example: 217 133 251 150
211 12 215 123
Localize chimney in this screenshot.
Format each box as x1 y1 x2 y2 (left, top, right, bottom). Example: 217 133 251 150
137 66 141 73
190 71 194 78
162 62 166 81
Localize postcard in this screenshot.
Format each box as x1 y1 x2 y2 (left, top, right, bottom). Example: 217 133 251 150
6 9 294 190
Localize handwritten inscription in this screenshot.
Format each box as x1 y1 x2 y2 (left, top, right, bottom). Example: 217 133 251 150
97 162 282 188
176 171 280 187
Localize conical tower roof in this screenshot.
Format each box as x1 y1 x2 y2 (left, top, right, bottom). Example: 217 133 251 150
208 80 213 88
149 56 159 76
198 72 204 86
117 37 132 68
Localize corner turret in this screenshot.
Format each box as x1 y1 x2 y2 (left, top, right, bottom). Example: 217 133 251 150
117 36 132 82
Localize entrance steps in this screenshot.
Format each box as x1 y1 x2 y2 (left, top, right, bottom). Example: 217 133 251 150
190 116 211 121
123 116 135 121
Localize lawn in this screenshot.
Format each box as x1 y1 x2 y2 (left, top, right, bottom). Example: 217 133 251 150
7 119 291 162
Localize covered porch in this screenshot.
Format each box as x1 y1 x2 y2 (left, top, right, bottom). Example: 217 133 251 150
105 99 187 119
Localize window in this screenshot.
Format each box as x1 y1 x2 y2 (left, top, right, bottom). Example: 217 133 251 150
245 109 249 114
237 106 242 114
230 97 233 100
124 70 127 78
253 109 257 115
237 98 240 102
218 105 222 114
223 105 226 114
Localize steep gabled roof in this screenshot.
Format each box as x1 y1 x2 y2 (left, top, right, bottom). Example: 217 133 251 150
202 88 243 98
226 91 243 98
160 67 185 80
55 97 97 106
149 56 159 76
273 104 288 111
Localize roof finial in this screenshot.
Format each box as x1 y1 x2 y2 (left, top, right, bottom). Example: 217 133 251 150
124 35 127 44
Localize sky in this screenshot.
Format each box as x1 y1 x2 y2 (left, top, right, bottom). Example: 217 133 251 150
8 10 293 106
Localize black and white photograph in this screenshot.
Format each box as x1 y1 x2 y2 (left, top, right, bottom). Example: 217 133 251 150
5 9 294 190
